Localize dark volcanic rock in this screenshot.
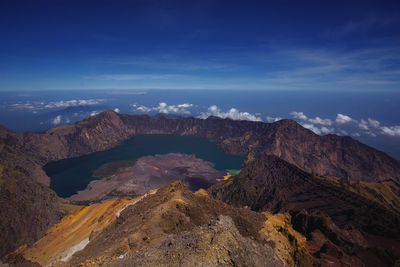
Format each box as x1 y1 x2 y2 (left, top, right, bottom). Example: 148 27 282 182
0 130 71 258
209 154 400 238
209 154 400 266
1 110 400 258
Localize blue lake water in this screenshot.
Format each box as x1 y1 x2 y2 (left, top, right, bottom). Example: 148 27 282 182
44 134 243 198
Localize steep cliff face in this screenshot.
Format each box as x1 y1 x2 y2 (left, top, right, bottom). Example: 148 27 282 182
1 110 400 259
209 155 400 236
0 128 75 258
22 110 134 163
209 155 400 266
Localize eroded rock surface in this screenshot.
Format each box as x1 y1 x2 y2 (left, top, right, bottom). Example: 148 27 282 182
210 154 400 266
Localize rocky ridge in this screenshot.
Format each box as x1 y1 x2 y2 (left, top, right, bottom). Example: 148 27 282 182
1 110 400 259
19 182 320 267
209 154 400 266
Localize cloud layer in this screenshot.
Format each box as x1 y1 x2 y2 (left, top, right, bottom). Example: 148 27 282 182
289 111 400 137
36 99 400 139
336 114 353 124
45 99 104 108
10 99 104 112
133 102 194 115
198 105 262 122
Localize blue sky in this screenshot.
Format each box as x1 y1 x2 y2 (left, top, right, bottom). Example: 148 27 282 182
1 0 400 91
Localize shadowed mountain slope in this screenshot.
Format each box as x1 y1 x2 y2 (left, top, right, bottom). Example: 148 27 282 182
0 127 75 258
209 155 400 237
209 154 400 266
1 110 400 258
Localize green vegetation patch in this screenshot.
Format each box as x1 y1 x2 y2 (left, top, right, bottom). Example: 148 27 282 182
226 169 241 176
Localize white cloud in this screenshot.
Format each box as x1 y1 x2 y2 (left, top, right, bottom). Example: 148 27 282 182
353 117 400 137
381 126 400 136
114 108 120 113
199 105 262 122
52 115 62 125
290 111 332 126
44 99 104 109
177 103 192 108
320 126 335 134
308 116 333 126
156 102 193 114
300 122 334 135
301 123 322 135
290 111 308 120
357 118 384 135
358 119 369 130
9 99 105 113
336 113 353 124
90 110 99 116
368 118 380 128
133 102 194 114
286 111 400 138
266 116 282 123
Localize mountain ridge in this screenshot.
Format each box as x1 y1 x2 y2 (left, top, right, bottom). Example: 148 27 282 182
209 154 400 266
1 110 400 258
16 110 400 181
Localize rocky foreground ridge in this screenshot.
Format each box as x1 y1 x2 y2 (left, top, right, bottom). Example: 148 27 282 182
9 182 329 266
1 110 400 261
9 181 400 267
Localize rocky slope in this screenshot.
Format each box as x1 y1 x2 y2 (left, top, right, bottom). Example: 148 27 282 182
15 182 397 266
1 110 400 258
0 126 76 258
16 182 327 267
210 154 400 266
18 198 132 266
317 176 400 213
